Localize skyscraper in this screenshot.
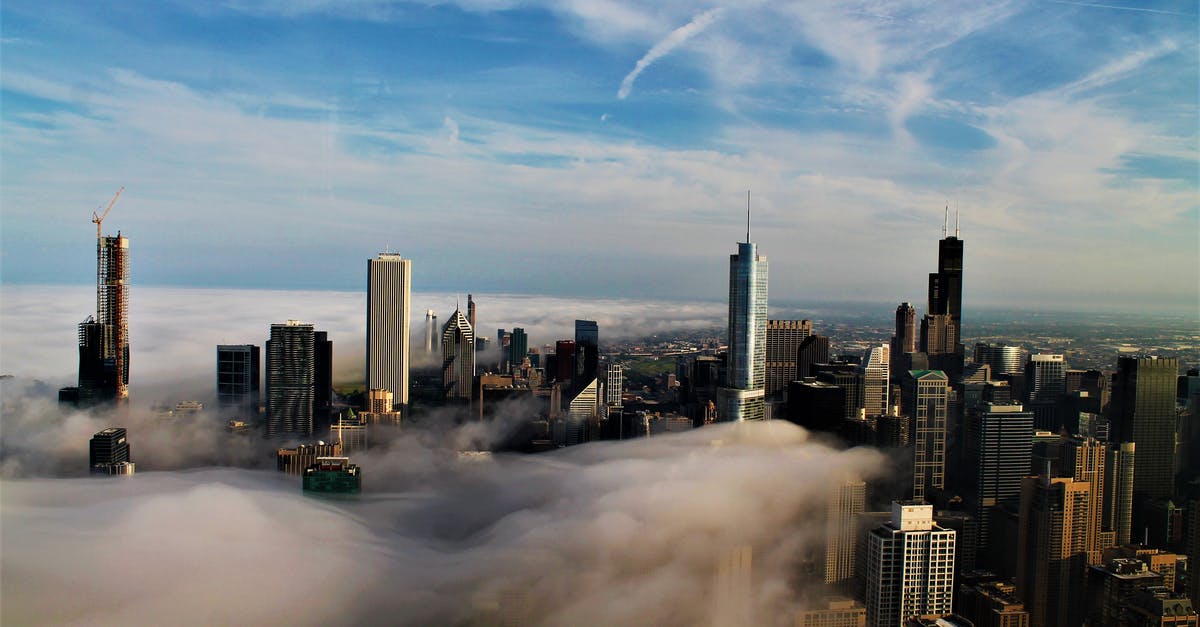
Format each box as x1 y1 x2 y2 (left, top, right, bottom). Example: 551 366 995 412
905 370 949 501
366 253 411 412
266 320 315 439
603 362 623 407
974 344 1023 376
721 239 768 422
217 344 260 409
565 378 599 446
825 479 866 586
1016 475 1091 627
864 501 957 627
508 327 529 374
424 310 437 354
1025 354 1066 402
1059 436 1114 564
892 302 917 367
765 319 812 399
925 214 965 378
90 427 134 475
797 334 830 380
1105 442 1136 546
441 308 475 400
554 340 575 385
1111 356 1179 518
574 320 599 393
467 294 476 328
861 344 890 417
964 402 1033 556
60 222 130 406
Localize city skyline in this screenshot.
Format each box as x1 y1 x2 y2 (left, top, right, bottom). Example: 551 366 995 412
2 1 1196 313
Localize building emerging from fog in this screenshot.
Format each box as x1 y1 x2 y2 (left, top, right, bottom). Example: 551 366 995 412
217 344 260 409
441 307 475 400
266 321 316 439
90 427 135 475
60 228 130 406
721 237 768 422
366 253 411 412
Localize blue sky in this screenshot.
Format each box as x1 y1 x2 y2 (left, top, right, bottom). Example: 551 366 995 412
1 1 1197 313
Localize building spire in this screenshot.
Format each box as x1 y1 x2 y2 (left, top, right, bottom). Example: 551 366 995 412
943 203 948 238
746 190 751 243
955 206 960 238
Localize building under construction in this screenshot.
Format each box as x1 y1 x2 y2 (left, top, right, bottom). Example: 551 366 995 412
59 188 130 406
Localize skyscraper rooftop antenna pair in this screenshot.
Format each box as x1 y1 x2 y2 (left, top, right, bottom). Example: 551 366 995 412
943 203 961 238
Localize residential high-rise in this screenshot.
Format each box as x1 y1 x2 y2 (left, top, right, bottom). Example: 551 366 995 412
1016 475 1091 627
765 319 812 399
574 320 598 392
864 501 957 627
974 344 1023 376
904 370 949 501
1111 356 1179 526
957 581 1029 627
798 334 831 380
721 238 768 422
964 403 1033 558
825 479 866 586
1105 442 1136 546
217 344 260 410
862 344 890 417
89 427 134 475
441 308 475 400
1059 436 1114 564
366 253 411 412
266 321 316 439
603 362 623 407
424 310 437 354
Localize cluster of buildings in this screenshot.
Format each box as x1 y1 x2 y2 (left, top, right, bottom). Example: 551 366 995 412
63 205 1200 624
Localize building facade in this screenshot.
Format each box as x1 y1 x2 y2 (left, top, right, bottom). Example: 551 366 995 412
904 370 949 502
965 402 1033 554
721 241 768 422
862 344 891 417
765 319 812 399
366 253 411 412
1111 356 1179 518
266 320 316 439
217 344 260 409
864 501 957 627
441 308 475 400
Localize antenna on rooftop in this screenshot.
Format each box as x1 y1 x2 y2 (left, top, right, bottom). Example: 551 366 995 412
943 203 948 238
955 205 960 238
746 190 751 243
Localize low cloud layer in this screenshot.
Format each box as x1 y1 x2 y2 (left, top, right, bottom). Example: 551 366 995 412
2 419 885 626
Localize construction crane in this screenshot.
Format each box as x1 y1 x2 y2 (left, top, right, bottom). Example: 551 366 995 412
92 187 124 238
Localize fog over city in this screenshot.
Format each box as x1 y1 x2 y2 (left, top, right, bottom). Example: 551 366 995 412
0 283 891 625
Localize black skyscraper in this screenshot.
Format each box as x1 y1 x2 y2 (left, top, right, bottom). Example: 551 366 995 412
574 320 598 393
89 427 131 473
797 334 830 380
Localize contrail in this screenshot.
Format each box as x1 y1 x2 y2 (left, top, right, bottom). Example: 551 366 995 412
618 8 723 100
1046 0 1195 16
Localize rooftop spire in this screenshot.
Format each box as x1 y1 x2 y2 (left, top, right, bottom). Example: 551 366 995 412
746 190 751 243
943 203 948 238
955 205 960 238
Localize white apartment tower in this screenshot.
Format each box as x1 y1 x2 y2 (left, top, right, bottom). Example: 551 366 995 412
864 501 957 627
366 253 411 412
862 344 890 417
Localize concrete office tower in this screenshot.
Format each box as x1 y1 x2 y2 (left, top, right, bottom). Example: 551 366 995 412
905 370 949 501
798 334 831 380
825 479 866 586
721 238 768 422
1060 437 1115 564
441 308 475 400
975 344 1023 376
424 310 437 354
1017 475 1091 627
366 253 411 412
765 319 812 399
1025 354 1066 402
266 321 316 438
217 344 260 409
604 363 623 407
965 403 1033 557
1105 442 1135 546
862 344 890 417
864 501 957 627
574 320 599 393
920 314 957 356
90 427 134 475
1110 356 1179 521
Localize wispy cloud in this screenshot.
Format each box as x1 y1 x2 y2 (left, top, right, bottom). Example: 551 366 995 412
617 8 722 100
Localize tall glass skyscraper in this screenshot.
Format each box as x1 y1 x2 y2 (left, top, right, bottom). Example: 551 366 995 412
722 241 768 422
366 253 411 412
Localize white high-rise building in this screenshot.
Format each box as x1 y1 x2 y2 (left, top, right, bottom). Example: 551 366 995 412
864 501 957 627
862 344 890 417
424 309 437 354
366 253 411 412
721 240 768 422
